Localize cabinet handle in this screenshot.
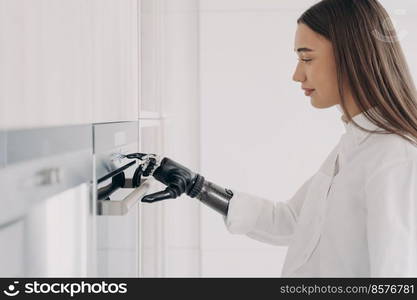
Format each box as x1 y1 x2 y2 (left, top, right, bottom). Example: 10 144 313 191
97 181 151 216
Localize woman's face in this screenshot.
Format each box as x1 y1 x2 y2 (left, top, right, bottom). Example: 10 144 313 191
292 23 343 109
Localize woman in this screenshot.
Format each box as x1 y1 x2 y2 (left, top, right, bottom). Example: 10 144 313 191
135 0 417 277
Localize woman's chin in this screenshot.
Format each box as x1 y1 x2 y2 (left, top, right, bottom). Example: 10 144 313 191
311 96 334 109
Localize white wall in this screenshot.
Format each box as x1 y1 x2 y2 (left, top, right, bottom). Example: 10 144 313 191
379 0 417 80
198 0 417 277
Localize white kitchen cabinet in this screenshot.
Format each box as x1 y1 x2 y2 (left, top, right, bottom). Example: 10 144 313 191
92 0 139 123
0 0 5 129
0 184 92 277
24 184 91 277
0 220 25 277
138 119 165 277
0 0 94 129
140 0 162 116
0 0 140 128
138 0 201 277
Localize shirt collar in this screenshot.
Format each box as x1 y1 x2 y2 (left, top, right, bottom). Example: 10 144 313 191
338 105 381 146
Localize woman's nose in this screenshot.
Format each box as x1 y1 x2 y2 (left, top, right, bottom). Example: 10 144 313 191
292 63 306 82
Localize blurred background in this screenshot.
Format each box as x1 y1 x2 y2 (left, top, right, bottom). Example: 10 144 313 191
0 0 416 277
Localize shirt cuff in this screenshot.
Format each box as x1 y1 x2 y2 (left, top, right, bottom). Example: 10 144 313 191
223 190 265 235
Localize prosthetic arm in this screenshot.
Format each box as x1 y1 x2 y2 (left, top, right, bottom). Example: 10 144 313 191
124 153 234 216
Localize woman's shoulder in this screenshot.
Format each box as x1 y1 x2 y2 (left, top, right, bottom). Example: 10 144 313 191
362 132 417 165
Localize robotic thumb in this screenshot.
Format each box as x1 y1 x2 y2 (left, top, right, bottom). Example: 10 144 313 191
141 187 177 203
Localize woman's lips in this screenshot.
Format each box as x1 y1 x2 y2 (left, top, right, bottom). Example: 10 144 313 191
304 89 315 96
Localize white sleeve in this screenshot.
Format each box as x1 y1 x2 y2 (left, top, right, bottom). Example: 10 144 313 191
224 174 315 246
365 159 417 277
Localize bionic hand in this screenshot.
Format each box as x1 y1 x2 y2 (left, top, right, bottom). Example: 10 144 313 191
124 153 234 216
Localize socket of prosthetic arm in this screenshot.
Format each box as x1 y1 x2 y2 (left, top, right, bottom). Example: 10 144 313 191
196 180 235 216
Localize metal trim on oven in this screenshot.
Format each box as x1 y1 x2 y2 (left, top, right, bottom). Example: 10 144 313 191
0 125 93 226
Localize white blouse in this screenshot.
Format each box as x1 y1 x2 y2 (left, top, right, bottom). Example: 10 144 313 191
225 109 417 277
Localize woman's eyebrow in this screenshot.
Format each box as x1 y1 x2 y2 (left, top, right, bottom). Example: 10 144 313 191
295 47 315 53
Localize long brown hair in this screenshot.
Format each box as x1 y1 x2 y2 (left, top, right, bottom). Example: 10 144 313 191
298 0 417 146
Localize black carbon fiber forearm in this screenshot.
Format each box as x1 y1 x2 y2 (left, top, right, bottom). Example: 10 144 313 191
195 180 234 216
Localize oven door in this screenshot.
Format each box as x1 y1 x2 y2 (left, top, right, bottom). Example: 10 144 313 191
94 121 151 277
